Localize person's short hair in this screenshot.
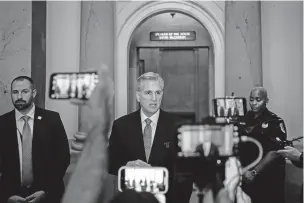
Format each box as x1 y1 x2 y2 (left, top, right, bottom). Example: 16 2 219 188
250 86 268 100
110 189 159 203
11 76 34 90
136 72 164 92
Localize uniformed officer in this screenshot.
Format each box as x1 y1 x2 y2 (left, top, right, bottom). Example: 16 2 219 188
239 86 287 203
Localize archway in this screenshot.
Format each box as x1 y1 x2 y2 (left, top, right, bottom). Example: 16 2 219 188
115 1 225 118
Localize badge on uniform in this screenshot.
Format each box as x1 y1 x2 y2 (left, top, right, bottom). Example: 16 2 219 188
164 142 170 148
280 122 286 133
262 122 268 128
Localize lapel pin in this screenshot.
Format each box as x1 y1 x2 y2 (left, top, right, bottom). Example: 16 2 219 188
164 142 170 148
37 116 42 120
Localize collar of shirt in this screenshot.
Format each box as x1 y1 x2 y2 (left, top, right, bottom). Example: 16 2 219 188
15 104 36 122
140 108 160 126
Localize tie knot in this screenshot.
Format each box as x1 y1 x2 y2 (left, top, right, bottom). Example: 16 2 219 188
145 118 152 125
22 115 30 123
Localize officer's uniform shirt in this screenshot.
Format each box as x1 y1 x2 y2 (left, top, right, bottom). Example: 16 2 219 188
239 108 287 203
240 108 287 165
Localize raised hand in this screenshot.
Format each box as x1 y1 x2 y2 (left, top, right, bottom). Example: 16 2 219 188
62 64 114 203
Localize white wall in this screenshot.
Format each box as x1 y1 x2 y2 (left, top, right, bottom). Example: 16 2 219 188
0 1 31 115
261 2 303 201
261 1 303 143
45 1 81 138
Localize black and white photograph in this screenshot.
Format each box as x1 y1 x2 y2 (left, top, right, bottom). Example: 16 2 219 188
0 1 302 203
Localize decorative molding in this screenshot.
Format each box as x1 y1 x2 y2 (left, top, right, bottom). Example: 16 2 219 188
115 1 225 118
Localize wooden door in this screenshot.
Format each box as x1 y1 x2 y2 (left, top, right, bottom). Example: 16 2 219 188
158 49 198 123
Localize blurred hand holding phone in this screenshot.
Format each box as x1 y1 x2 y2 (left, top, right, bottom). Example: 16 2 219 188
118 166 169 195
126 159 151 167
61 64 114 203
50 66 114 133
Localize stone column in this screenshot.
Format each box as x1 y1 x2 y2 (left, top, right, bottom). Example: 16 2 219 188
32 1 46 108
78 2 116 202
78 1 115 132
45 1 81 139
225 1 262 98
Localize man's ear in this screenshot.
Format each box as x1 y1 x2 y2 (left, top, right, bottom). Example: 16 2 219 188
32 89 37 99
136 91 140 103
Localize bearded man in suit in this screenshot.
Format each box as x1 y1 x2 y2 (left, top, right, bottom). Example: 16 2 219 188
0 76 70 203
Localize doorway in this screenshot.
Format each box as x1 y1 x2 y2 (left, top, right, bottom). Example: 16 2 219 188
115 2 224 119
129 47 209 123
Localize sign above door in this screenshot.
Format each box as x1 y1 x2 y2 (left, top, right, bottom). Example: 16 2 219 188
150 31 196 41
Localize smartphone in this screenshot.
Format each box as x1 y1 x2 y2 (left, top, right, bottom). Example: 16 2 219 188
49 72 99 100
118 166 169 194
213 97 247 117
177 124 236 158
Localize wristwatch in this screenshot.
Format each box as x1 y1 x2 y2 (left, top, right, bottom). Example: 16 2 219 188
251 169 258 177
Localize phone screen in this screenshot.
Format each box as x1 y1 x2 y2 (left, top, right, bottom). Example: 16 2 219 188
49 72 98 100
213 97 247 117
177 124 235 158
118 167 169 194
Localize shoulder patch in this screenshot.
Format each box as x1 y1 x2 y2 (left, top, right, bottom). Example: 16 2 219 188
262 122 268 128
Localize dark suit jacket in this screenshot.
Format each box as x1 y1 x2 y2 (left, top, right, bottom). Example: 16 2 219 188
0 107 70 203
108 109 177 176
108 109 192 203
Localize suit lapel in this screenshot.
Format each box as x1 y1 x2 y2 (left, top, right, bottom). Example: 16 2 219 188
6 110 22 186
33 107 43 139
32 107 45 173
133 110 147 162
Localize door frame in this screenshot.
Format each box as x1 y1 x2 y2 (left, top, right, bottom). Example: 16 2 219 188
115 1 225 119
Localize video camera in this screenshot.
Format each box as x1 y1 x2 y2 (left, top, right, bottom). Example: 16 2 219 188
275 136 303 149
174 96 263 202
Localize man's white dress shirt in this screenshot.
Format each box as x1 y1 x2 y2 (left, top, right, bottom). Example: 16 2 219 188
140 109 160 147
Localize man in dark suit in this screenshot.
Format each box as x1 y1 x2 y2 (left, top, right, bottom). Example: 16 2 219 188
0 76 70 203
108 72 192 203
60 66 246 203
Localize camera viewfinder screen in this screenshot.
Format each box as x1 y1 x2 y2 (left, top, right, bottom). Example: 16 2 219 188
213 98 246 117
50 72 98 100
178 125 235 157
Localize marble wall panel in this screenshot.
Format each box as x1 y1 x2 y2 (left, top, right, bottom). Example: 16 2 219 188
0 1 31 115
225 1 262 98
